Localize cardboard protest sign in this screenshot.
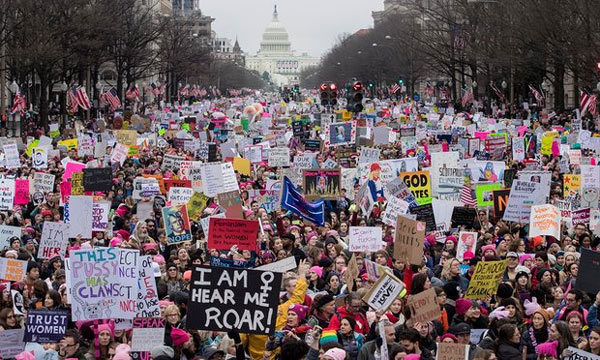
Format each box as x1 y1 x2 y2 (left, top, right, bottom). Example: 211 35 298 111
137 256 160 318
33 172 55 193
0 179 15 210
217 190 242 209
343 255 360 291
565 347 600 360
66 195 93 238
0 258 27 282
82 168 113 192
116 130 138 146
303 168 341 200
457 232 478 261
161 204 192 244
24 309 68 343
407 288 441 323
186 266 282 335
529 204 561 239
362 272 405 311
400 170 432 205
255 256 297 273
0 225 21 249
394 216 425 265
70 247 139 321
131 318 165 352
207 218 259 251
348 226 383 252
39 222 70 259
475 182 502 207
465 260 507 300
436 343 468 360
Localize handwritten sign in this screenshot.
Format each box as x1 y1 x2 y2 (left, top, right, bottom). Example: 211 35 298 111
0 179 15 210
529 204 561 239
0 258 27 282
131 318 165 352
136 256 160 318
348 226 383 252
39 222 70 259
407 288 441 323
465 260 507 300
394 215 425 265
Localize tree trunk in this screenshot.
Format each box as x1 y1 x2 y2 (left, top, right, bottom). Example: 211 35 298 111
39 73 49 130
554 59 565 111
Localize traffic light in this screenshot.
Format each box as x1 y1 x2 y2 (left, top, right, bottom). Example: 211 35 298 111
329 83 338 106
347 81 364 113
320 83 329 106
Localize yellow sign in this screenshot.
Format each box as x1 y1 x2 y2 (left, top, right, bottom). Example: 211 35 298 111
116 130 137 146
541 136 554 155
58 138 78 151
399 170 432 205
233 157 251 176
187 192 210 220
127 145 139 157
71 172 84 195
26 140 39 157
465 260 507 300
563 174 581 198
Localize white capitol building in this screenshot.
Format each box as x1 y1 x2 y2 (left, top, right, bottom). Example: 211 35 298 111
245 5 320 86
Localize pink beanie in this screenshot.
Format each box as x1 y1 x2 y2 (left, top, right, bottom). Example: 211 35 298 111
536 341 558 358
310 266 323 278
446 236 457 244
153 254 166 264
405 355 421 360
481 244 496 256
519 253 534 264
15 351 35 360
288 304 309 322
113 344 131 360
110 237 122 247
323 348 347 360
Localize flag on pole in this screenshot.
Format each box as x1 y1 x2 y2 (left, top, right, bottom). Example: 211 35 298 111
280 176 325 226
390 84 401 94
461 88 473 108
490 83 507 104
101 88 121 111
460 184 476 207
528 85 545 106
581 91 598 117
10 91 26 115
126 84 140 101
75 86 90 110
67 88 79 113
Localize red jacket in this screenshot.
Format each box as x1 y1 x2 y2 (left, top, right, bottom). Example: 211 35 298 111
328 305 370 335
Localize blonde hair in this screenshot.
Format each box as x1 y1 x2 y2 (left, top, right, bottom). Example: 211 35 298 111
441 258 460 281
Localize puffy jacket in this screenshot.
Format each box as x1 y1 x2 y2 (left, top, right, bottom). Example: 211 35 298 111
329 306 370 335
496 342 522 360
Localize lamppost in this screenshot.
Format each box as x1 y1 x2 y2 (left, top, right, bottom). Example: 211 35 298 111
472 81 478 100
59 81 68 126
8 81 18 137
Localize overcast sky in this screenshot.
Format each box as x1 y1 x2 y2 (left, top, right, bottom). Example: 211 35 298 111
201 0 385 57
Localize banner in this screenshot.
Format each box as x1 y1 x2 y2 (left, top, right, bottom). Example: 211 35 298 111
348 226 383 252
207 218 259 251
83 168 113 192
303 168 341 200
280 176 325 226
39 222 70 259
186 266 282 335
465 260 507 299
503 180 546 223
475 182 502 207
162 204 192 244
0 258 27 282
24 309 68 343
136 256 160 318
70 247 139 321
407 288 441 323
400 170 432 205
131 318 165 352
529 204 561 239
0 179 15 210
362 272 404 311
394 216 425 265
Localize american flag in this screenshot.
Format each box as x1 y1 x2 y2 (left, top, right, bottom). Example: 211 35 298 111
425 81 434 96
581 91 598 116
67 88 79 113
101 88 121 111
149 83 160 96
179 85 189 97
460 184 476 206
461 88 473 108
159 83 166 96
390 84 401 94
199 88 207 98
125 84 140 101
528 85 545 106
191 86 200 98
10 91 26 115
490 83 507 104
76 86 90 110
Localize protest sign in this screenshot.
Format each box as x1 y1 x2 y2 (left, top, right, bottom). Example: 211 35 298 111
14 179 29 205
451 207 477 228
161 154 184 171
137 256 160 318
0 329 25 358
111 143 128 165
324 121 356 147
400 170 432 205
267 147 290 167
465 260 507 299
394 216 425 265
411 203 437 232
564 174 581 198
32 147 48 169
92 201 110 231
386 177 418 207
247 190 280 213
457 232 478 261
71 172 84 195
168 187 194 205
382 196 410 227
39 222 70 259
116 130 137 146
0 257 27 282
210 256 256 269
66 195 93 238
33 172 55 194
475 182 502 207
565 347 600 360
11 290 24 315
187 192 210 220
492 189 510 218
304 139 322 152
4 142 20 169
572 208 591 226
0 225 21 249
0 179 15 210
255 256 297 273
70 247 139 321
131 318 165 352
133 177 161 199
217 190 242 209
503 180 545 223
343 255 359 292
186 266 282 335
303 168 341 200
24 309 68 343
362 272 405 311
164 179 191 192
529 204 561 239
407 288 441 323
348 226 383 252
207 218 259 251
82 168 113 192
436 343 468 360
359 148 381 164
162 204 192 244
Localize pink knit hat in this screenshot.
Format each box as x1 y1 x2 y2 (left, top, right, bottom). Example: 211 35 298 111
536 341 558 358
481 244 496 256
310 266 323 278
323 348 347 360
288 304 308 322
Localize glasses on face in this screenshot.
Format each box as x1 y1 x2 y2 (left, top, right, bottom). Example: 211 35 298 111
167 313 179 318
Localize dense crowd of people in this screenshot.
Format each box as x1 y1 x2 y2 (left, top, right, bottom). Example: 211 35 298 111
0 92 598 360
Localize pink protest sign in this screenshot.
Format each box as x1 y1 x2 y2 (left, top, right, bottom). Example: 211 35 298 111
14 179 30 205
63 161 86 181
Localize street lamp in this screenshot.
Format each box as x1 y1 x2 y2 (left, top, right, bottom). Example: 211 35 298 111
372 43 378 47
501 80 507 89
472 81 478 88
8 81 18 93
385 35 392 40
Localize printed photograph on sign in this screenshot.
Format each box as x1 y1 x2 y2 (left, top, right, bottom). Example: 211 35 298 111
324 121 356 147
303 168 341 200
161 204 192 244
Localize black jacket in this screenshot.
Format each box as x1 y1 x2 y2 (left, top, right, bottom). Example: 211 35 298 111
497 342 522 360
